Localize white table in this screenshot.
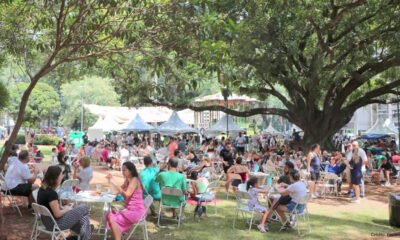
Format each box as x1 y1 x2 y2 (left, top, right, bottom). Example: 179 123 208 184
60 191 115 240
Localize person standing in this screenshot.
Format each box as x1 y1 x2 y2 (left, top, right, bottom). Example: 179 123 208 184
220 142 235 174
345 141 367 199
168 137 178 159
306 144 321 198
235 132 246 156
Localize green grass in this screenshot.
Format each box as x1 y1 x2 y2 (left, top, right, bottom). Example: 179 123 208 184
87 192 398 240
0 140 54 162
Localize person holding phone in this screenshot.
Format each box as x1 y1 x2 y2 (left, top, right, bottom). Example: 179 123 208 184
37 166 91 240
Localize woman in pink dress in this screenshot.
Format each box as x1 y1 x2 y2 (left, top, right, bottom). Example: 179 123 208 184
106 161 145 240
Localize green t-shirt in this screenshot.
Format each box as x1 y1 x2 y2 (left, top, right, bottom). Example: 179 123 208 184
156 171 187 207
140 167 161 200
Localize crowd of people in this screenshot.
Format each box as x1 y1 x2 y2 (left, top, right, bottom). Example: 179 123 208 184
1 130 400 237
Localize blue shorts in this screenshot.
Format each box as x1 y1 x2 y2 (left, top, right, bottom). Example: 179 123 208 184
286 200 305 214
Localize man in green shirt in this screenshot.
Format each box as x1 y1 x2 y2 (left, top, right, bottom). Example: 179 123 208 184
140 156 161 215
156 158 187 218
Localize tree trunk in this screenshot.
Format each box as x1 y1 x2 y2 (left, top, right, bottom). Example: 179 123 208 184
0 79 39 170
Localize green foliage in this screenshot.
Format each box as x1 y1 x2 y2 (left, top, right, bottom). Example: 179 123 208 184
33 134 59 146
15 134 25 145
59 76 120 129
7 82 61 127
0 82 9 111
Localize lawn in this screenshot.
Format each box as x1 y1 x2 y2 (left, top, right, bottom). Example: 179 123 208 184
0 140 54 162
1 146 399 240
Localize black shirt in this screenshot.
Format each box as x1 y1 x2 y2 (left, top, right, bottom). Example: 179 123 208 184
37 187 59 216
381 161 393 171
220 148 234 166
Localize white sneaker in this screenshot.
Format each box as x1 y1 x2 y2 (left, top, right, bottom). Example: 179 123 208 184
384 182 392 187
311 193 318 199
351 198 360 203
314 192 320 197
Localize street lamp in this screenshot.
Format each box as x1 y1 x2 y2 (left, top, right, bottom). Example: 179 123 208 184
222 87 231 136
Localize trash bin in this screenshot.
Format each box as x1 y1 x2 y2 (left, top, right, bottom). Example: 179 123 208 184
389 192 400 227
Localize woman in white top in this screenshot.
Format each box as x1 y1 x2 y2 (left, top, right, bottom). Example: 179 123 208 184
73 156 93 191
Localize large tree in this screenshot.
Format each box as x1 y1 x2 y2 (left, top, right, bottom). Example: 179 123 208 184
8 82 60 127
0 0 188 169
136 0 400 149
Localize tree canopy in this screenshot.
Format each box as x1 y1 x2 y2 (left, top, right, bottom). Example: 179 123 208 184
131 0 400 148
7 82 60 127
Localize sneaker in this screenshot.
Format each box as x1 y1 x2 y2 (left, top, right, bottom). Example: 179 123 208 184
351 198 360 203
257 224 267 233
311 193 318 199
384 182 392 187
314 192 320 197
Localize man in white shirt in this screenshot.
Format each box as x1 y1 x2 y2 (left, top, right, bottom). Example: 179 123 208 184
119 144 130 165
235 132 246 155
5 150 38 207
345 141 368 198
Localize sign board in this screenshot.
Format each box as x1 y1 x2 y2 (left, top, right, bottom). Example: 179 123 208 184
68 131 84 147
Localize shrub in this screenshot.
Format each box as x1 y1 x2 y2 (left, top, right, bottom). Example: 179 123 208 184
15 134 26 144
34 134 60 146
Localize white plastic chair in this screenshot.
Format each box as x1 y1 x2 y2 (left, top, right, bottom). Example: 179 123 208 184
31 203 80 240
233 191 259 231
124 195 153 240
320 173 340 198
0 172 22 216
157 187 185 228
195 181 220 215
238 183 247 192
279 193 312 236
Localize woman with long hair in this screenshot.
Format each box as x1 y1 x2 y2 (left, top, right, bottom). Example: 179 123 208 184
306 144 321 198
106 162 145 240
346 147 363 203
37 166 91 240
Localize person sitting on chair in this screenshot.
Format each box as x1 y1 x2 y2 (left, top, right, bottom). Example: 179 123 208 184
226 157 249 193
72 156 93 191
4 150 39 208
156 158 187 220
140 156 161 216
265 170 307 230
188 171 209 200
37 166 91 240
372 157 398 186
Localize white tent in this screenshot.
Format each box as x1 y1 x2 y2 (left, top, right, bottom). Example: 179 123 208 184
205 115 243 136
365 118 398 135
121 114 154 132
155 112 197 135
263 123 283 135
84 104 194 125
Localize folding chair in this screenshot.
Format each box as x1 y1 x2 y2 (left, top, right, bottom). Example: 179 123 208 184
233 191 260 231
320 173 340 198
279 193 311 236
0 172 22 217
124 195 153 240
157 187 185 228
195 181 220 215
31 203 80 240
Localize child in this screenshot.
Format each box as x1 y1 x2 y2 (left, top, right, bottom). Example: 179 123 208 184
247 177 270 233
51 147 58 164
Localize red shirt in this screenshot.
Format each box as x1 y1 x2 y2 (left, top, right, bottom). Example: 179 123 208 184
168 141 178 159
392 155 400 164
